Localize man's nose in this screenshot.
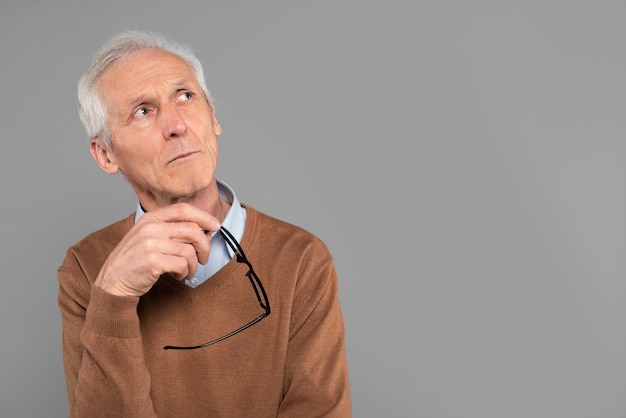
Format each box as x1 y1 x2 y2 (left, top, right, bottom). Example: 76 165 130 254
161 106 188 138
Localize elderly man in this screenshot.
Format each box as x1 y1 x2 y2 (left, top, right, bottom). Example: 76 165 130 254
57 30 351 417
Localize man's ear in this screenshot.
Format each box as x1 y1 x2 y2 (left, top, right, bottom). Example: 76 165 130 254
212 111 222 137
90 138 119 175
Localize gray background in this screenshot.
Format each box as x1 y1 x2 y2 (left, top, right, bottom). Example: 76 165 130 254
1 0 625 417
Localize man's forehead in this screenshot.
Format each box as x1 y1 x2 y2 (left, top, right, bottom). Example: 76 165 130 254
99 49 197 106
117 48 190 69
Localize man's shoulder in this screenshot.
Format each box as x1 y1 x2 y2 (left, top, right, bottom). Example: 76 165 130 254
246 205 316 236
69 213 135 256
58 213 135 282
245 205 331 256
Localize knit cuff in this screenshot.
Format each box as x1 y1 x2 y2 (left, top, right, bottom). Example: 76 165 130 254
84 286 142 338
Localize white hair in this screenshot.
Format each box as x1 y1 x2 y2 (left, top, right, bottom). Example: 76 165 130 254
77 30 214 149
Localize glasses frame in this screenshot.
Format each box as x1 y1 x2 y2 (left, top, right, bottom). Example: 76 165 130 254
163 226 271 350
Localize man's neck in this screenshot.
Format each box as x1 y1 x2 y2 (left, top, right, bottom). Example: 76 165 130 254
136 182 231 223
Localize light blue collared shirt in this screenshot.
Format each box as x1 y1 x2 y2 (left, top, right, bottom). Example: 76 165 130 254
134 180 246 288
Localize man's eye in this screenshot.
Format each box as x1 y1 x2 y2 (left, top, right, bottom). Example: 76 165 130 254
133 107 150 118
179 91 193 101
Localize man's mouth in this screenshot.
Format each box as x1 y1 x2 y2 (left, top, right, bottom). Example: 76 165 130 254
169 151 198 164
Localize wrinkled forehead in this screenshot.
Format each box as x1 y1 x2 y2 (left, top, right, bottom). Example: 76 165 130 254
98 49 199 111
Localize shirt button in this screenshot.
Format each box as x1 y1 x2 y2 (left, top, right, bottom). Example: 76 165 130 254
190 277 199 287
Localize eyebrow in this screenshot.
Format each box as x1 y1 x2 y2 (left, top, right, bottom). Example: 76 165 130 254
123 80 193 116
127 79 192 106
126 94 151 109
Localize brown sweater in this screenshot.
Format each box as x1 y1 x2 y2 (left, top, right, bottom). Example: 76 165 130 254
58 206 351 417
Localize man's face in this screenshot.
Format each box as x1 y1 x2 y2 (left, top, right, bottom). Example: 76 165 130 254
92 48 222 208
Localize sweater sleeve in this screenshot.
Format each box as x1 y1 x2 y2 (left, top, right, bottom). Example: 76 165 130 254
277 251 352 417
58 250 157 418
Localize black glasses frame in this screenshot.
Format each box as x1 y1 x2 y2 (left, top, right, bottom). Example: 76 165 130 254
163 226 271 350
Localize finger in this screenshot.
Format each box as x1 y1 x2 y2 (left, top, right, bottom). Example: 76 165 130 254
145 203 221 234
153 240 199 281
138 220 211 264
163 222 211 265
158 255 191 282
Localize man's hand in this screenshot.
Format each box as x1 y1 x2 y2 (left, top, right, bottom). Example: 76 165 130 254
94 203 221 297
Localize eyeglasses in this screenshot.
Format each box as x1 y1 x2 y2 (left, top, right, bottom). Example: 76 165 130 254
163 226 271 350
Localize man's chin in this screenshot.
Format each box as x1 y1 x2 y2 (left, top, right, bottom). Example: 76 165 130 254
166 181 214 203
